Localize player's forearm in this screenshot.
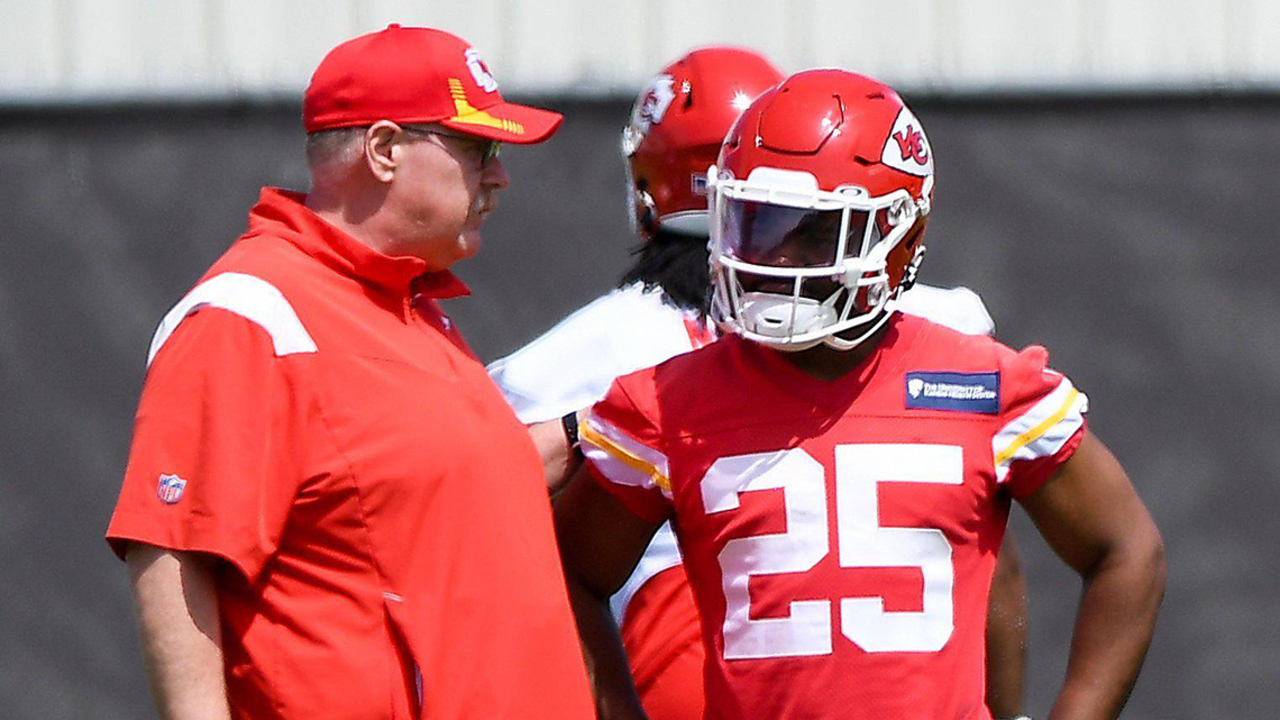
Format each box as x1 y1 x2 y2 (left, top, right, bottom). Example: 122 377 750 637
565 576 649 720
127 544 232 720
1048 532 1166 720
985 536 1028 719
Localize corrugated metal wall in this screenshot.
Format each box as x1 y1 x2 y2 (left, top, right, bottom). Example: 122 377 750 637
2 0 1278 101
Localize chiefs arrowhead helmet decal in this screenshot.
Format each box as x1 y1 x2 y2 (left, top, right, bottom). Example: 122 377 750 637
622 74 677 156
882 107 934 177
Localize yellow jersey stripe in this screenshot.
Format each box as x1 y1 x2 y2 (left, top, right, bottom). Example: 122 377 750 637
994 387 1080 466
580 421 672 492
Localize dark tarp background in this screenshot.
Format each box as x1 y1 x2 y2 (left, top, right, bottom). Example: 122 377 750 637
1 97 1276 719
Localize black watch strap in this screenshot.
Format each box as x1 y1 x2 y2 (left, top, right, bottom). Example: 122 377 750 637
561 410 582 452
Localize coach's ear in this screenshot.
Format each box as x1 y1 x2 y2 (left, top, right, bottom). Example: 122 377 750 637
363 121 402 183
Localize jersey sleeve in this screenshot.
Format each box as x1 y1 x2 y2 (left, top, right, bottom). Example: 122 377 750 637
993 345 1089 499
579 375 674 524
106 309 310 582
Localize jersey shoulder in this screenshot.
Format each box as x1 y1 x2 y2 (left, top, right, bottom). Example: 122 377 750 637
596 333 751 445
901 316 1090 495
902 315 1075 416
147 233 322 369
488 283 698 423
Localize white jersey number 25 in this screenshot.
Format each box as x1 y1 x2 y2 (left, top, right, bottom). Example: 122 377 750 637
700 444 962 659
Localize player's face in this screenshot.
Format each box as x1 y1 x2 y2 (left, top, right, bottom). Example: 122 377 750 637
723 201 871 299
390 126 510 269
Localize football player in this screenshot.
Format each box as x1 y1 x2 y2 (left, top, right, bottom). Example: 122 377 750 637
490 51 1035 720
553 69 1165 720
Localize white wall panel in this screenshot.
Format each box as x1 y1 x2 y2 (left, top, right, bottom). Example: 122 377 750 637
941 0 1088 87
65 0 209 93
0 1 65 93
0 0 1276 102
501 0 590 91
501 0 647 93
1093 0 1231 86
808 0 946 87
211 0 361 95
1239 0 1280 82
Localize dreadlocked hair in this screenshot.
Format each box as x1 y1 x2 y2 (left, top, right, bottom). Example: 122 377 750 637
618 228 711 318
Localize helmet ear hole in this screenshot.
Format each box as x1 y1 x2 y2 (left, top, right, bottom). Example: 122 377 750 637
633 186 659 238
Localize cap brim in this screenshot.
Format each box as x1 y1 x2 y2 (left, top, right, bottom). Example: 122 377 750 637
438 101 563 144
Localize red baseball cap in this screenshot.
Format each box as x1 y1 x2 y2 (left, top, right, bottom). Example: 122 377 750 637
303 25 562 143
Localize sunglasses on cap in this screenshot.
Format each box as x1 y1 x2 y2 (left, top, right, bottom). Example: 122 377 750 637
401 125 502 167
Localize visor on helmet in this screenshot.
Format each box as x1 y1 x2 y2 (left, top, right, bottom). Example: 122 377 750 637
720 200 883 270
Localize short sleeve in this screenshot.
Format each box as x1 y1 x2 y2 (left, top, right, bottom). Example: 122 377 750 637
106 309 310 581
992 345 1089 499
579 376 674 524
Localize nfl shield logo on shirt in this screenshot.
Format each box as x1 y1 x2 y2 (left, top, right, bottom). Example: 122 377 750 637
156 473 187 504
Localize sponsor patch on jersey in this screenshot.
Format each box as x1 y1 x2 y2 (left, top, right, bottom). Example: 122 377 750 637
906 372 999 414
157 473 187 504
881 106 934 178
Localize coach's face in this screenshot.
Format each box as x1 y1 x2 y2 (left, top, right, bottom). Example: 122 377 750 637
374 121 510 270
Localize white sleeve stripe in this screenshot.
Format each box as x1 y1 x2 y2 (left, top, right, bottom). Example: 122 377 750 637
147 272 317 367
992 378 1088 483
580 409 672 498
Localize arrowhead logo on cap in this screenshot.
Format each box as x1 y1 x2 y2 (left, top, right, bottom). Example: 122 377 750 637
464 48 498 93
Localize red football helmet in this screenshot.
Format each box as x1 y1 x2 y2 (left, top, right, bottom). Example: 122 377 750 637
622 47 785 239
708 69 935 351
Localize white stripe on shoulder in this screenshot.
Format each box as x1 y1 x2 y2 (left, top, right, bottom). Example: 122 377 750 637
147 272 317 367
580 408 673 500
992 376 1089 483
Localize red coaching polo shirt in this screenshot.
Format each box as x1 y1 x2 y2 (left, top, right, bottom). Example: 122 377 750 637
107 188 594 720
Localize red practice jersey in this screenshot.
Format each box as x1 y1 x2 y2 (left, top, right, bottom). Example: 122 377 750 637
106 189 593 720
581 313 1088 720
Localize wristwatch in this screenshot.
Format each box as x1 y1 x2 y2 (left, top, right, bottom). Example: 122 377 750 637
561 410 583 458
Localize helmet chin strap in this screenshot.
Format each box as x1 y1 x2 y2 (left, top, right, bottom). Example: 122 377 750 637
821 305 896 351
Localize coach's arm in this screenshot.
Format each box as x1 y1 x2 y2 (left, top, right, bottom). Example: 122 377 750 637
554 466 662 720
126 543 232 720
1020 430 1166 720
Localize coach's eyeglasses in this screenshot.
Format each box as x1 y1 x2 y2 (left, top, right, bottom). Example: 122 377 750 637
401 125 502 168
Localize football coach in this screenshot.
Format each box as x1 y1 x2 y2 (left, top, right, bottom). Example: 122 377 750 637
106 26 594 720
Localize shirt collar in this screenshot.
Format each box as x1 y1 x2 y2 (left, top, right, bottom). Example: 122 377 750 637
246 188 471 300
